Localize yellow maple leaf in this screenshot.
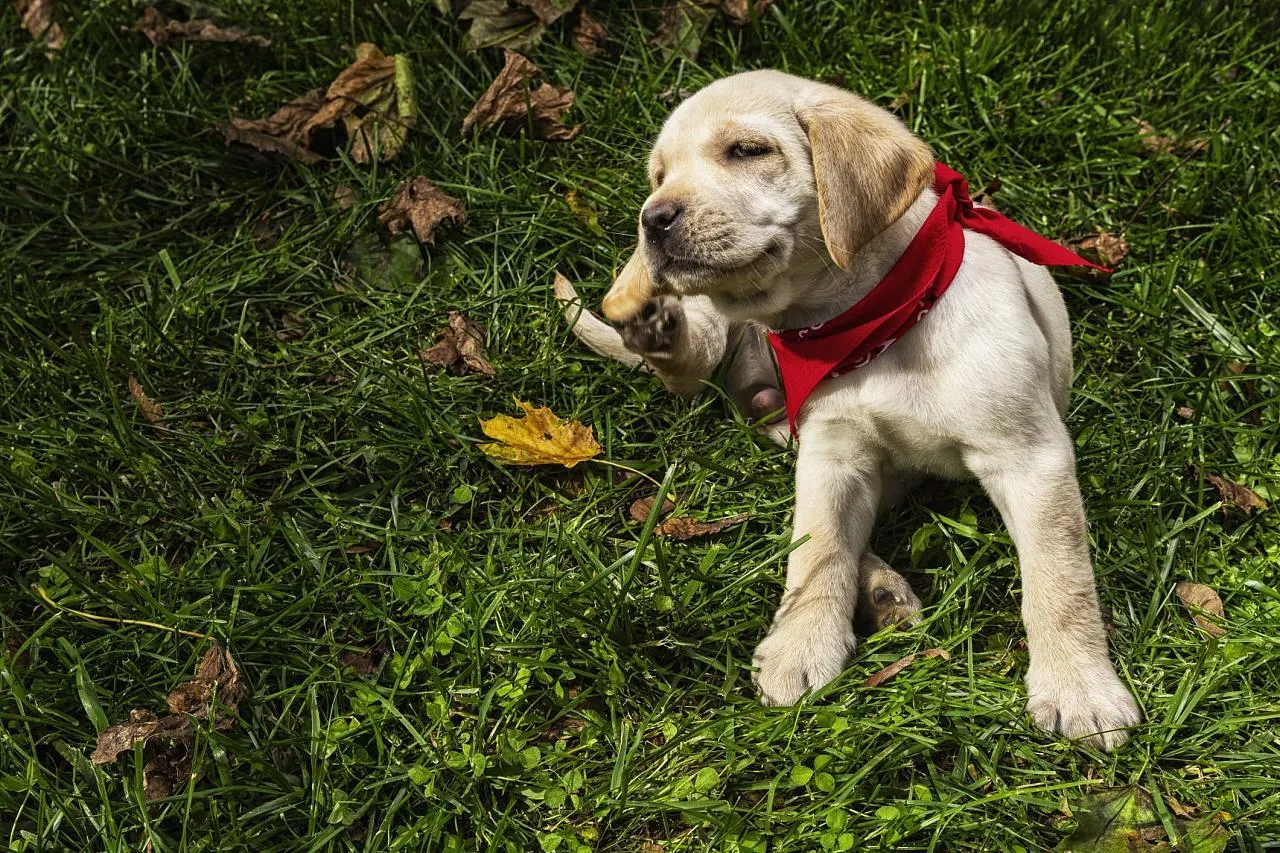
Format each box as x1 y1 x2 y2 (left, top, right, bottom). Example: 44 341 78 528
478 399 602 468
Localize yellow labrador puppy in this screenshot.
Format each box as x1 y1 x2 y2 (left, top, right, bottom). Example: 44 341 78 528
561 70 1140 750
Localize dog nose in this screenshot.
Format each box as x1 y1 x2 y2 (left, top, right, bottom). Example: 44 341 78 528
641 201 684 239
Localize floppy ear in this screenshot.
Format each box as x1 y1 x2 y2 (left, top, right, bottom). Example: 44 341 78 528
798 93 934 269
602 251 657 323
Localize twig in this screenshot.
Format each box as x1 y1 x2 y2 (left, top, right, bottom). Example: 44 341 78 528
32 585 209 639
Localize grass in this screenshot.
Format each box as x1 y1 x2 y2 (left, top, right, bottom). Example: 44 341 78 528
2 0 1278 850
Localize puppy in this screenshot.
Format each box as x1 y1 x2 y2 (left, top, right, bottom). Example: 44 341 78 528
563 70 1140 750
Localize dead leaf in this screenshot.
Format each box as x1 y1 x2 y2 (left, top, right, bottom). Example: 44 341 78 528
344 542 381 555
91 642 245 801
3 634 30 670
459 0 579 52
654 512 749 540
479 399 601 467
129 7 270 47
1191 465 1268 514
719 0 773 25
15 0 64 51
564 190 605 237
128 375 166 427
1135 119 1176 156
862 648 949 688
1176 406 1195 419
376 176 465 247
1067 230 1130 268
971 177 1002 209
333 184 358 211
1057 787 1230 852
629 495 675 523
419 311 494 376
165 642 246 728
275 310 307 341
225 43 415 164
1174 581 1226 638
339 647 383 675
572 9 609 56
652 0 716 60
462 49 581 141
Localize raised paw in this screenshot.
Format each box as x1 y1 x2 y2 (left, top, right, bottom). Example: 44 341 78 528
616 295 682 355
856 554 922 633
752 615 856 706
1026 663 1141 752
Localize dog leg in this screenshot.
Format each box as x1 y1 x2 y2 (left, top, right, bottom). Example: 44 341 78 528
752 421 880 705
855 552 922 632
965 425 1140 751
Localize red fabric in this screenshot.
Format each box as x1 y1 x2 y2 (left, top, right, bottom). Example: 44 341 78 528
767 162 1108 434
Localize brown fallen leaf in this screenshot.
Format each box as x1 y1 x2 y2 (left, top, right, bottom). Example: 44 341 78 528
971 177 1002 210
459 0 579 52
629 495 676 524
333 184 358 211
3 633 30 671
1191 464 1268 514
720 0 774 25
572 9 609 56
339 646 384 676
92 642 245 801
1135 119 1176 156
862 648 949 689
654 512 749 540
1067 230 1130 268
275 310 307 341
419 311 495 376
129 7 270 47
462 49 581 141
1176 406 1195 419
15 0 64 51
376 176 465 248
128 374 166 427
225 43 415 164
652 0 716 60
479 399 601 467
1174 581 1226 638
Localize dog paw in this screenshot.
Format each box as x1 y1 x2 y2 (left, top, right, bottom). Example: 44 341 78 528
856 557 922 632
617 295 681 355
1026 663 1141 751
752 616 856 706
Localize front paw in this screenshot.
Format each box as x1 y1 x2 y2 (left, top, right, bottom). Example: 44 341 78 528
617 295 681 355
1026 663 1141 751
752 616 856 706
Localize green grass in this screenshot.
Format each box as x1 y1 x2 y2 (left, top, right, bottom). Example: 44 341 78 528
3 1 1279 850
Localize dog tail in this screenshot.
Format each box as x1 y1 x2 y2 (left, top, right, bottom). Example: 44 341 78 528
553 273 647 369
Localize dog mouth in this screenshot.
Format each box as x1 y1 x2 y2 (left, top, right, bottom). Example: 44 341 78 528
651 243 782 292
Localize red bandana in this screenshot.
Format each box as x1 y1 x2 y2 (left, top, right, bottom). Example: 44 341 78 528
767 162 1109 434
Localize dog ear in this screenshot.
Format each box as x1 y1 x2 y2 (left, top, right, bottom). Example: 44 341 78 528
602 251 657 323
798 92 934 269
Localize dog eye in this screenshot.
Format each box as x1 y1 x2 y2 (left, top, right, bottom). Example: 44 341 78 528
728 141 771 159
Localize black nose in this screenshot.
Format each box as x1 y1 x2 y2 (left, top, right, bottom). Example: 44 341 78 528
641 201 684 239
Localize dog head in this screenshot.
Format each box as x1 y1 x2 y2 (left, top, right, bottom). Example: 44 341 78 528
602 70 933 323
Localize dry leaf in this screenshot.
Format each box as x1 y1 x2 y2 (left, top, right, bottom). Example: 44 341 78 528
419 311 494 376
339 647 383 675
333 184 357 211
652 0 716 60
1067 230 1130 268
459 0 579 52
654 512 748 540
1058 787 1230 853
971 177 1002 209
92 642 245 801
1135 119 1176 155
225 43 415 164
128 374 166 426
564 190 605 237
15 0 64 51
479 399 601 467
462 49 581 141
1176 406 1195 419
629 495 675 523
572 9 609 56
1174 581 1226 638
720 0 773 25
275 310 307 341
1191 465 1268 514
376 176 465 247
862 648 949 688
129 7 270 47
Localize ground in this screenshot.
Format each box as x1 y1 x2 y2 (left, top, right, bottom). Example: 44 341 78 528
2 1 1278 850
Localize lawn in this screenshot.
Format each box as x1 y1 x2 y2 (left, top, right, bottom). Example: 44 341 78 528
2 0 1279 850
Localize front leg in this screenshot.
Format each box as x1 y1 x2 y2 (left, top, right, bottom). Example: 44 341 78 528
966 424 1140 751
753 422 882 705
